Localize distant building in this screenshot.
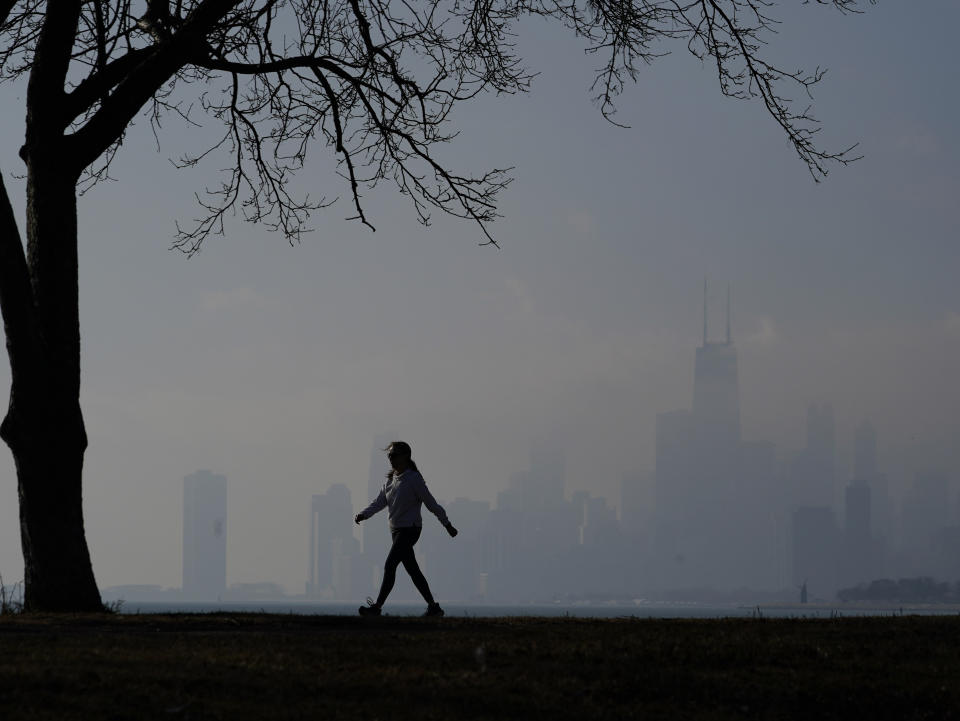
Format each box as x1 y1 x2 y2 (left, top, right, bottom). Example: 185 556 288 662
805 403 836 507
419 496 491 601
931 525 960 581
480 442 578 600
619 470 651 553
654 409 697 589
845 482 870 542
853 418 893 552
843 480 874 584
182 470 227 600
792 505 838 598
655 409 695 522
480 505 522 599
692 285 740 450
573 491 618 548
782 404 837 510
519 439 567 513
653 283 775 590
308 484 360 599
854 420 878 481
900 471 951 571
225 582 286 600
733 440 780 588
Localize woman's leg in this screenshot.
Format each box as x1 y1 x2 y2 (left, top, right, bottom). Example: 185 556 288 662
373 530 408 607
397 527 436 605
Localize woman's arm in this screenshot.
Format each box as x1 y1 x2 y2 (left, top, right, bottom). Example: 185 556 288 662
415 475 456 535
355 487 387 523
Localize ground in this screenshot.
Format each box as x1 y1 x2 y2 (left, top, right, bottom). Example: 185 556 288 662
1 613 958 719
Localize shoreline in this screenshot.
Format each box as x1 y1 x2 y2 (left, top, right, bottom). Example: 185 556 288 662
95 597 960 620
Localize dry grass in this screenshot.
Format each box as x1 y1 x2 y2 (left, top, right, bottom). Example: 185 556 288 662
1 613 959 720
0 577 23 615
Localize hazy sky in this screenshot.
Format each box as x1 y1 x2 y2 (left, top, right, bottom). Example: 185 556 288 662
1 2 957 593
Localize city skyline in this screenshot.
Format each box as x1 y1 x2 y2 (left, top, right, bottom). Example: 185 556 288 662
1 3 957 596
6 280 960 596
306 315 960 602
130 296 957 600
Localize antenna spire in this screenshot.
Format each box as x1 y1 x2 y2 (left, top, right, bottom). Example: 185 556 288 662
726 284 732 345
702 277 708 347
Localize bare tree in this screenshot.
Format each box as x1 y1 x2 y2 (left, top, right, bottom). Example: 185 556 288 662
0 0 868 612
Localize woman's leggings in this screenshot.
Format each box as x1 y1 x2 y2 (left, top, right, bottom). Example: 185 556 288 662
375 526 435 606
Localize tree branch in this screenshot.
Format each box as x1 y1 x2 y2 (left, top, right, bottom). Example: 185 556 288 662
196 53 404 107
68 0 241 174
313 67 374 231
5 0 870 251
62 47 152 127
23 1 83 155
0 0 18 28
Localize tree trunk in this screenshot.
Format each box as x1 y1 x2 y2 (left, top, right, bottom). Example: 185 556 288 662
7 421 101 612
0 159 102 612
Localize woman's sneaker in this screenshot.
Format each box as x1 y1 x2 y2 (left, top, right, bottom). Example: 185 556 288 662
423 602 444 617
359 597 382 616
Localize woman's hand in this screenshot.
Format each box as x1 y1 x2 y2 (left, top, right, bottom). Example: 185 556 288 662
354 513 365 525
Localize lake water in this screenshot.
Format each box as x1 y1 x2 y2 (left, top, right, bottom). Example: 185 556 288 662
117 600 960 619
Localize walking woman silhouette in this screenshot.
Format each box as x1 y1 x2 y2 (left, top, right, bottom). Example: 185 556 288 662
354 441 458 616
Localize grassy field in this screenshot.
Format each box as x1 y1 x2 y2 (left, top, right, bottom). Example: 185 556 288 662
1 612 959 720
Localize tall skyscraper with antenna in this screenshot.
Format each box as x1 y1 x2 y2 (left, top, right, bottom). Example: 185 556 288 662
654 282 765 590
692 281 741 449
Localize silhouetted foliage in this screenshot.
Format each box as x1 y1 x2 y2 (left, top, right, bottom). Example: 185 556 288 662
838 577 957 604
1 1 870 250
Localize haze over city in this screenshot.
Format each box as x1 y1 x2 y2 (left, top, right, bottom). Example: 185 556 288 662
1 2 957 599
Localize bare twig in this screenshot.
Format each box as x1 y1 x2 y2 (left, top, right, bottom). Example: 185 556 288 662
1 0 871 250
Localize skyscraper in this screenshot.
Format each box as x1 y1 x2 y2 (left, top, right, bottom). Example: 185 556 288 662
805 403 836 506
308 484 361 599
901 471 950 560
521 438 566 513
843 480 874 584
792 505 838 597
692 283 740 449
620 470 652 550
182 470 227 599
654 409 695 531
854 420 878 481
653 283 762 590
853 419 892 547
